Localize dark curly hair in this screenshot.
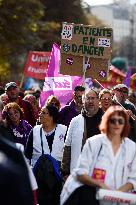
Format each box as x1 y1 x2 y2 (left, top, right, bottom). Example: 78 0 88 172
41 105 59 123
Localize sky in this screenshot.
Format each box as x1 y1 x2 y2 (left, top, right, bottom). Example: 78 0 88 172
84 0 113 6
84 0 136 6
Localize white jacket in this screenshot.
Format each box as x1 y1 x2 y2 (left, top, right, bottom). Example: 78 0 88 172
61 134 136 205
65 114 84 172
31 124 67 167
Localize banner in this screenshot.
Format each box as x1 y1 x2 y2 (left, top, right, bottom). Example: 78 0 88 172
24 51 51 79
40 43 83 107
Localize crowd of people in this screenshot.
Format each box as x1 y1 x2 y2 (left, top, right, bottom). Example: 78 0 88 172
0 81 136 205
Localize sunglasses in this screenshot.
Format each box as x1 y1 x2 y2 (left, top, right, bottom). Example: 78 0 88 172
101 97 112 100
109 118 125 125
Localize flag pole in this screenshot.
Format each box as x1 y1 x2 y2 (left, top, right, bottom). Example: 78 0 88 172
93 79 105 89
82 56 86 87
19 73 25 89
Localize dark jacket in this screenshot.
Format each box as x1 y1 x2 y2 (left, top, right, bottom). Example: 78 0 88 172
0 135 34 205
58 100 79 127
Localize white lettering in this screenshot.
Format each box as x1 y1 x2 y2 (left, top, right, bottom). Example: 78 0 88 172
43 77 72 91
27 66 46 74
31 54 50 62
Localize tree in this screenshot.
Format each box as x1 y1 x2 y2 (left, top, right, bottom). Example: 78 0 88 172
0 0 104 82
39 0 89 50
0 0 44 81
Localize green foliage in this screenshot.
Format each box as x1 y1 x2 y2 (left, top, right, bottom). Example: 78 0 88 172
86 14 105 27
0 0 44 55
40 0 89 50
40 0 88 24
0 59 10 81
0 0 102 82
0 0 44 81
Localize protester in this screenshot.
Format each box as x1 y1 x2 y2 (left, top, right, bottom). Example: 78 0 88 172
112 83 136 142
0 133 34 205
25 105 67 205
3 102 32 149
61 105 136 205
5 82 36 126
33 89 41 101
45 95 61 111
0 93 9 105
0 100 15 142
61 89 103 178
99 88 112 112
23 94 41 120
59 85 85 127
112 84 136 114
0 86 5 95
129 91 136 107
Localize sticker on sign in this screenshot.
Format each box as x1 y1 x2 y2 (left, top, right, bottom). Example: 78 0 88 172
98 38 110 47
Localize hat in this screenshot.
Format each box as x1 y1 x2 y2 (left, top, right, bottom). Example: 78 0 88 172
5 82 17 91
112 84 128 91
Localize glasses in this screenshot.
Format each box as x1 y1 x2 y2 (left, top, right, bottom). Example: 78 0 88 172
101 97 112 101
109 118 125 125
86 96 98 101
116 89 128 94
8 110 19 117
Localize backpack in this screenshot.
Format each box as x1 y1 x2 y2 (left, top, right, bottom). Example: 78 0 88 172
33 128 63 203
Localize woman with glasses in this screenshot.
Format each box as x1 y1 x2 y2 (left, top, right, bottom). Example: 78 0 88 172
61 105 136 205
3 102 32 149
25 105 67 205
99 89 112 112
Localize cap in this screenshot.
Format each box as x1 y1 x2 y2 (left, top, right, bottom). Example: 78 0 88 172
112 84 128 91
5 82 17 91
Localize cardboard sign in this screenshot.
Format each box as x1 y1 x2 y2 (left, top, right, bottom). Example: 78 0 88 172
24 51 51 79
60 53 109 80
60 23 113 80
61 23 113 59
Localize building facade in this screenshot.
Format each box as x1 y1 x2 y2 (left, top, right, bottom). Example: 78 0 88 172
90 2 136 42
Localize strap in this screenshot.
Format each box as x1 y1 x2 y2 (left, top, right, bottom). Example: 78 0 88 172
40 127 44 155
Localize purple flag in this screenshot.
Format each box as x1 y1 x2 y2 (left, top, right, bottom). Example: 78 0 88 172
123 67 132 88
47 43 60 77
40 43 83 107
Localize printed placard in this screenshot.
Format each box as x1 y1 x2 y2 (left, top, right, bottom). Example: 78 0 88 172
24 51 51 79
43 76 72 91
